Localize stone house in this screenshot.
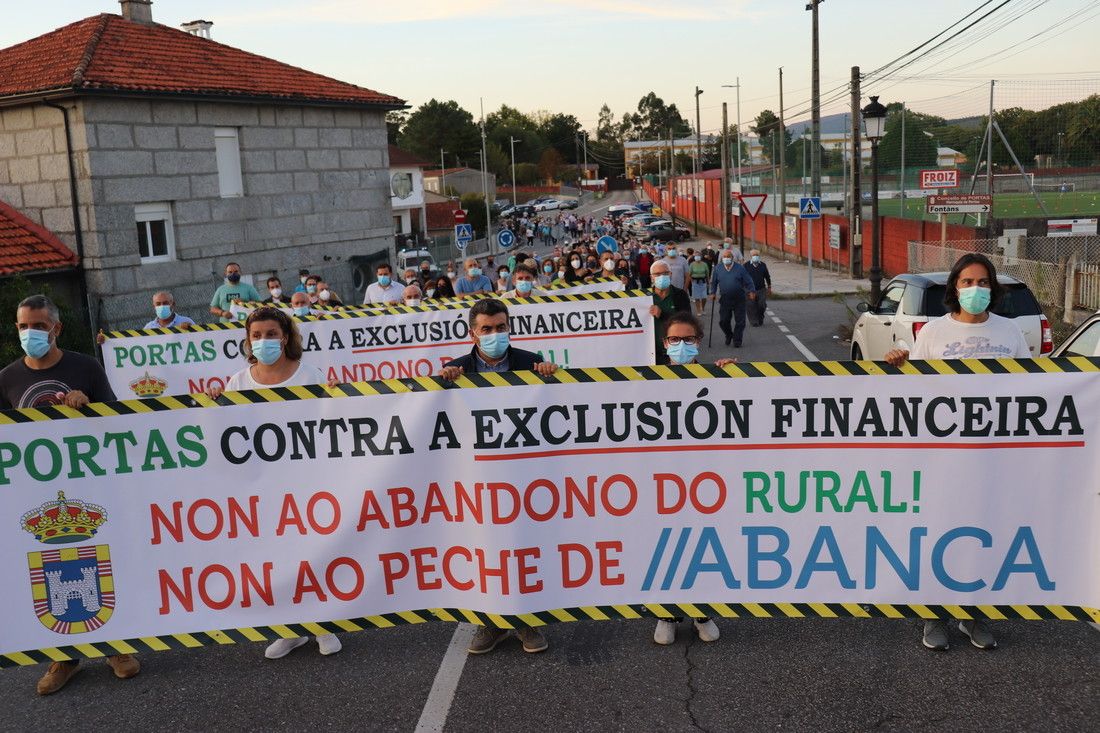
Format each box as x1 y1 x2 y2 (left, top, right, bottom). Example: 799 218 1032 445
0 1 404 328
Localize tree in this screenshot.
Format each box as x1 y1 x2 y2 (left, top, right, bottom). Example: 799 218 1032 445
752 110 790 164
538 148 564 182
702 124 750 171
596 103 619 142
460 193 488 237
399 99 480 166
877 108 938 172
633 92 692 139
385 110 407 146
484 141 510 180
535 112 582 163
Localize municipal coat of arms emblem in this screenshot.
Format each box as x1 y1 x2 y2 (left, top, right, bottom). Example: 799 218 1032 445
21 492 114 634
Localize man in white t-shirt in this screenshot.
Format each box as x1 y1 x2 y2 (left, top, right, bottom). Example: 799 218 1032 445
363 263 404 305
884 253 1029 654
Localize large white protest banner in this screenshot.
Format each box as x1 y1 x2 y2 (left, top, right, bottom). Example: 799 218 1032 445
2 359 1099 666
101 292 654 398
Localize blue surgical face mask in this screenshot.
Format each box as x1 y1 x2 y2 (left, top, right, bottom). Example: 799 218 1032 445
478 332 510 359
251 339 283 365
654 274 672 290
722 257 733 266
154 304 172 320
306 284 317 293
377 275 390 287
543 264 553 273
19 328 52 359
469 267 482 277
958 285 992 315
294 306 311 317
666 341 699 365
516 280 534 294
751 255 761 264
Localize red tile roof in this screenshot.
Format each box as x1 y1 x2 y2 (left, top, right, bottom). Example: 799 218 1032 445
388 145 430 168
0 200 78 275
0 14 404 108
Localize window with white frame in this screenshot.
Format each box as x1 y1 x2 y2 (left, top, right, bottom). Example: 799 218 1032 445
135 202 175 263
214 127 243 198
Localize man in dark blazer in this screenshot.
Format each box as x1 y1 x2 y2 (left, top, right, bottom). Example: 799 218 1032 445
438 298 557 655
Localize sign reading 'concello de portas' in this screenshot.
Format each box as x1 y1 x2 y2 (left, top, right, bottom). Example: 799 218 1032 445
926 194 993 215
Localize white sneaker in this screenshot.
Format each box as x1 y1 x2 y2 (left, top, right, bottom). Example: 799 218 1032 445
264 636 309 659
694 619 720 642
317 634 342 656
653 620 677 645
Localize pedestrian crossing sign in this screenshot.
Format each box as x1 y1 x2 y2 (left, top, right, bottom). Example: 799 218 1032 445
799 197 822 219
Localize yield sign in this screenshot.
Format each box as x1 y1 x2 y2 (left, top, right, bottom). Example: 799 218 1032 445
737 193 768 220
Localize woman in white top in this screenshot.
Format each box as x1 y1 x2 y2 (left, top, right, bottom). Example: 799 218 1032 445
885 252 1028 653
204 307 340 659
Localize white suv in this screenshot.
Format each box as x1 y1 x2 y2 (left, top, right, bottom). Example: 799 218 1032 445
851 272 1053 360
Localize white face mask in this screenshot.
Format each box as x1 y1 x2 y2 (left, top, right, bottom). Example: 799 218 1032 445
603 260 615 271
558 269 566 278
571 259 581 268
405 298 421 307
270 287 282 299
425 288 436 298
319 289 331 301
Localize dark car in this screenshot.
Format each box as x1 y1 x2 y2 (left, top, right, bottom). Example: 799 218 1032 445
640 220 691 242
506 204 535 218
558 199 579 210
634 201 655 212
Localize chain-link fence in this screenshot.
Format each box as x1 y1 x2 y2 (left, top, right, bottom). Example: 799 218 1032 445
908 235 1100 316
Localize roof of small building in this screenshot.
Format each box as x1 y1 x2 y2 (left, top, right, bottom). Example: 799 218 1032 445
0 199 79 276
0 13 404 109
422 167 486 178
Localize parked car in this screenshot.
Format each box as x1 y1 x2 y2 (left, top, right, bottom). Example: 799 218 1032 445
558 198 579 210
608 204 642 220
634 201 655 212
1051 310 1100 357
491 198 511 212
533 199 562 212
397 248 437 278
508 204 536 218
640 219 691 243
625 214 662 232
850 272 1053 360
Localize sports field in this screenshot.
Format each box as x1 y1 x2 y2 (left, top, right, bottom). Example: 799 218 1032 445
876 190 1100 223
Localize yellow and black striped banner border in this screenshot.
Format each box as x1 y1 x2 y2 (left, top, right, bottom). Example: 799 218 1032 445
3 357 1100 424
3 602 1098 667
104 289 650 337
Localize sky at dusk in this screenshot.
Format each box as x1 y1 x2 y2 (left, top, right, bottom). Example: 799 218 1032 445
4 1 1098 134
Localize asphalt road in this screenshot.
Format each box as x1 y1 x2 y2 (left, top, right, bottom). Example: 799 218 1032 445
3 241 1098 731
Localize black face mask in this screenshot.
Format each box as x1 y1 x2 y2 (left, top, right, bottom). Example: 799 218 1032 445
227 273 241 283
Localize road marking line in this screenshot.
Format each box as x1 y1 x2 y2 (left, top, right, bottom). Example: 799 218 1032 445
414 623 477 733
1090 622 1100 634
770 310 819 361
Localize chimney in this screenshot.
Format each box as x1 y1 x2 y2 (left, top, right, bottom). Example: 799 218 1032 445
180 19 213 38
119 0 154 24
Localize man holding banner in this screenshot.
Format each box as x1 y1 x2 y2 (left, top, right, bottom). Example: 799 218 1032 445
439 298 558 654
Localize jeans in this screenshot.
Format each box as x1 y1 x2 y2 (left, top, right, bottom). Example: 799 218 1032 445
719 292 747 345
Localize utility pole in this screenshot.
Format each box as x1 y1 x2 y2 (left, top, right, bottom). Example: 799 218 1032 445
440 149 448 197
509 136 520 206
899 102 906 219
721 102 730 239
736 77 742 185
779 67 786 217
694 86 703 237
668 127 675 225
849 66 862 278
479 97 492 255
574 133 581 192
986 80 995 204
808 0 823 198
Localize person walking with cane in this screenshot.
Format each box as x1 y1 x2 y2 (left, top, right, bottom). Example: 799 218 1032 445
709 248 756 347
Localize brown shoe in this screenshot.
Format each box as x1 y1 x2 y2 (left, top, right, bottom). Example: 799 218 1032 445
516 627 548 653
467 627 510 655
36 660 80 695
106 654 140 679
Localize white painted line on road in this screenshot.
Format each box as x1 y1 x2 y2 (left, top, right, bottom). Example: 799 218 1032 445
769 311 819 361
414 623 477 733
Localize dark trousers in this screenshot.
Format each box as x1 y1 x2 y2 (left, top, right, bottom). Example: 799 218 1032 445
751 289 767 325
719 292 747 345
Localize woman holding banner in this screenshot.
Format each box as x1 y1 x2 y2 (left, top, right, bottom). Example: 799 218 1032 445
884 252 1029 652
204 307 343 659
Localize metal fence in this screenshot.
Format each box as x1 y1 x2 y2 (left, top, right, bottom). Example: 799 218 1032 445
908 235 1100 316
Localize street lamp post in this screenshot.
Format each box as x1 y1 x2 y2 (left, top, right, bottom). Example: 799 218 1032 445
862 95 888 304
694 86 703 236
439 149 448 198
509 136 520 206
